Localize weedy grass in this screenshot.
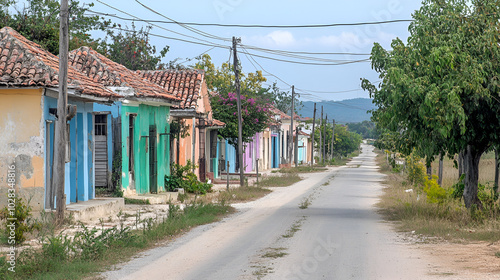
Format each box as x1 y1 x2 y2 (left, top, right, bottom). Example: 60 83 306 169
261 247 288 259
282 217 306 238
299 198 312 209
217 186 271 203
256 173 302 188
0 203 233 280
279 166 328 173
376 150 500 242
124 198 151 205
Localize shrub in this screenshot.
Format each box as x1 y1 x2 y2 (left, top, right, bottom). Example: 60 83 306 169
165 160 212 194
405 152 426 187
423 175 447 204
0 196 41 244
450 174 465 199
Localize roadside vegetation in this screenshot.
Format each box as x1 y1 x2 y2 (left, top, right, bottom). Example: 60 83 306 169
376 150 500 242
0 202 233 280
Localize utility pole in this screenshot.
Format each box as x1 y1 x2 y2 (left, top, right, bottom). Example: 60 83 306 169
233 36 244 186
54 0 69 222
319 106 323 165
331 119 335 160
324 114 328 162
294 126 299 166
310 103 316 166
288 85 295 166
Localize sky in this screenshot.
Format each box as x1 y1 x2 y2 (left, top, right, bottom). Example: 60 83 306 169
84 0 424 102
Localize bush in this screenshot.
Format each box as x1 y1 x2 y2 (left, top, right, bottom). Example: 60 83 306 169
0 196 41 244
405 152 426 187
423 175 447 204
165 160 212 194
450 174 465 199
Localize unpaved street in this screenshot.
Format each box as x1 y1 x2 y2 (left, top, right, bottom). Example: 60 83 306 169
103 144 443 280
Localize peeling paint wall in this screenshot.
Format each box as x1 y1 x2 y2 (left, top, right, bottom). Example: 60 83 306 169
0 88 45 211
120 103 170 195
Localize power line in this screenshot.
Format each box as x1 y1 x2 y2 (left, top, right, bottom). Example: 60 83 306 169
243 50 371 66
296 88 361 94
110 27 230 49
94 0 228 48
134 0 231 42
240 46 292 87
241 44 371 56
177 46 216 65
85 11 413 28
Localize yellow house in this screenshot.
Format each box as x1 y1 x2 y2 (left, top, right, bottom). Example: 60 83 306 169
0 27 118 210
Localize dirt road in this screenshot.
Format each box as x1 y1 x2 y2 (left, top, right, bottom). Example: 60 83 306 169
103 145 484 280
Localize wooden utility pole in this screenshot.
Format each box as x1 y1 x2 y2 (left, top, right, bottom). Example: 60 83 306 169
294 126 299 166
331 119 335 159
310 103 316 166
233 36 244 186
324 114 328 162
54 0 69 222
319 106 323 165
438 153 444 186
495 148 499 194
288 86 295 166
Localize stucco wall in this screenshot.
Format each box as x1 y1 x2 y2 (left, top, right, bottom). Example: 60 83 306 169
0 88 45 211
121 104 170 195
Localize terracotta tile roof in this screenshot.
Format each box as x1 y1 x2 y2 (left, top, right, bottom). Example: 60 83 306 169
270 106 290 120
198 118 225 127
298 130 310 137
69 46 180 103
0 27 117 98
137 69 203 109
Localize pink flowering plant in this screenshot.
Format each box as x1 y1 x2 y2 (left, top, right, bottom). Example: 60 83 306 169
212 91 273 147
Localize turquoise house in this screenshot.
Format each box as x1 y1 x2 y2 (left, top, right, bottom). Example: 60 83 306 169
69 47 180 195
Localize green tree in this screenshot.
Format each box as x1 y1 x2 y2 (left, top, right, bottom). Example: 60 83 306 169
100 24 170 71
267 82 302 116
362 0 500 208
313 123 362 158
347 121 378 139
195 54 272 171
1 0 110 55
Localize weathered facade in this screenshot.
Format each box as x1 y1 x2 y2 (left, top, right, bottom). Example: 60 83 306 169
0 27 118 210
69 47 180 195
138 69 224 182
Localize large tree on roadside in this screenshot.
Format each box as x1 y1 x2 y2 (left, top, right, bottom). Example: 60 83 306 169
362 0 500 208
195 54 272 170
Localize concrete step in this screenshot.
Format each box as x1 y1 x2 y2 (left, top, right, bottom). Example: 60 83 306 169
66 197 124 223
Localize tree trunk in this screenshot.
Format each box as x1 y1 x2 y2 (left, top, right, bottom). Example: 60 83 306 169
463 145 483 209
458 150 464 179
495 148 499 194
235 142 240 172
426 164 432 180
438 153 443 186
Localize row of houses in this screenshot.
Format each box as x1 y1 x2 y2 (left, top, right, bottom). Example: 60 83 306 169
0 27 313 211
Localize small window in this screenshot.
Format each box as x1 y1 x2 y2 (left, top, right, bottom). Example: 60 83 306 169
95 115 107 136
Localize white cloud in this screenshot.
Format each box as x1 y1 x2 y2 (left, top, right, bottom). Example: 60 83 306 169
244 30 397 51
245 30 296 48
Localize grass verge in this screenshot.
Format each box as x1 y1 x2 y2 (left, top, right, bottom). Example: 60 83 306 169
217 186 272 203
0 203 233 280
279 166 328 173
376 150 500 242
256 173 302 188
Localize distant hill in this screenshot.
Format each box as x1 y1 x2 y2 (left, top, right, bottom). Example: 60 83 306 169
298 98 376 124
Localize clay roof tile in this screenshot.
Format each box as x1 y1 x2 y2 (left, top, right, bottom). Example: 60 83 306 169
0 26 117 98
